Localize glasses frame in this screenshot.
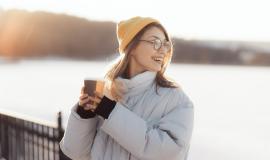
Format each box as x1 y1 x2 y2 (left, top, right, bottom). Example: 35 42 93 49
138 38 171 52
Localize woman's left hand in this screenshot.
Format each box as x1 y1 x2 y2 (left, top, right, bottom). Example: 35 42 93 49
86 91 104 112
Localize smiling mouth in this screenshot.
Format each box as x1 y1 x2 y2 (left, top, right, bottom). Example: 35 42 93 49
152 57 163 64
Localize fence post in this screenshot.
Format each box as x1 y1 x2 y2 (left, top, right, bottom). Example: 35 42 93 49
57 112 64 141
57 111 71 160
57 112 64 160
3 116 9 159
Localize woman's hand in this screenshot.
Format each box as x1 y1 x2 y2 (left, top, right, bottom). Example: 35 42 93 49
78 86 104 112
78 79 127 112
110 79 127 102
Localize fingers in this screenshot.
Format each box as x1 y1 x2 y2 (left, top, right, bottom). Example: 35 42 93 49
79 96 90 106
79 85 105 111
79 93 88 106
94 91 103 99
79 97 97 112
80 93 88 100
88 96 101 104
79 93 102 109
84 103 96 111
81 86 85 94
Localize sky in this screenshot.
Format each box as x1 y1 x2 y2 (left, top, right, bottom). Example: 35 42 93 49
0 0 270 42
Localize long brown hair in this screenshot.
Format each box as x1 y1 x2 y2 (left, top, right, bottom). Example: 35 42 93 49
104 22 179 94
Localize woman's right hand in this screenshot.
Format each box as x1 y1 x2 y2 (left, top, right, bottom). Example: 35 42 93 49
78 86 93 111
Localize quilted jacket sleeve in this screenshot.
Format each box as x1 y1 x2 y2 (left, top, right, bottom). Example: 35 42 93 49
59 102 99 160
100 88 194 160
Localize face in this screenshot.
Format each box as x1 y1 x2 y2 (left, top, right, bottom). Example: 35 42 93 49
129 26 170 75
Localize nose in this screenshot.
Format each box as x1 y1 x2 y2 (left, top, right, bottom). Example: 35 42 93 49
158 46 167 55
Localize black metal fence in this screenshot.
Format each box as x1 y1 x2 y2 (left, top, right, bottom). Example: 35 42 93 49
0 111 71 160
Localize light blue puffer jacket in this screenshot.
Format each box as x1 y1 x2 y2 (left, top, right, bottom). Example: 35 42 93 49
60 71 194 160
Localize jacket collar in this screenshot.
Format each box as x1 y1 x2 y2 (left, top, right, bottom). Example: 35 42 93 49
116 71 157 97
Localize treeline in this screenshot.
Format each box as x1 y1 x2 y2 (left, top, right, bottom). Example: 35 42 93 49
0 9 270 66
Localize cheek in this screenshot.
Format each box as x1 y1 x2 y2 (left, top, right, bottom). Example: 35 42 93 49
135 45 155 60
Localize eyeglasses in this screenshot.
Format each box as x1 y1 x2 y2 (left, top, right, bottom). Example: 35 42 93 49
138 38 172 52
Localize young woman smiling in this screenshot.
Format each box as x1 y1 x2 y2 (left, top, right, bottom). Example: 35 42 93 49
60 16 194 160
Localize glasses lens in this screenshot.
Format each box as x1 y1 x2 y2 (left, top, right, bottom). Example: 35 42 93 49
154 39 162 50
164 41 171 52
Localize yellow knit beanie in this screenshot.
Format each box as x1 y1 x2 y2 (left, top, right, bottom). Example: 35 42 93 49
117 16 160 54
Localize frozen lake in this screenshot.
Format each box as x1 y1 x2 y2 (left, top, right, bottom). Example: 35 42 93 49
0 59 269 160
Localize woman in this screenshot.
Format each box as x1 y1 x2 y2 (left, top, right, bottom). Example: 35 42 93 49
60 16 194 160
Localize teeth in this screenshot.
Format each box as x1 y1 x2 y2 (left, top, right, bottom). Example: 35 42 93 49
153 57 163 61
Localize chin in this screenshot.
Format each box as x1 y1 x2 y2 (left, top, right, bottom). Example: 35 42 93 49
149 66 161 72
144 63 162 72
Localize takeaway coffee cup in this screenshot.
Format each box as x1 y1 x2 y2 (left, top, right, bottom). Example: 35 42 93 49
84 79 105 105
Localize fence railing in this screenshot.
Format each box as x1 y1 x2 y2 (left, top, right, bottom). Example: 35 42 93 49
0 111 71 160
